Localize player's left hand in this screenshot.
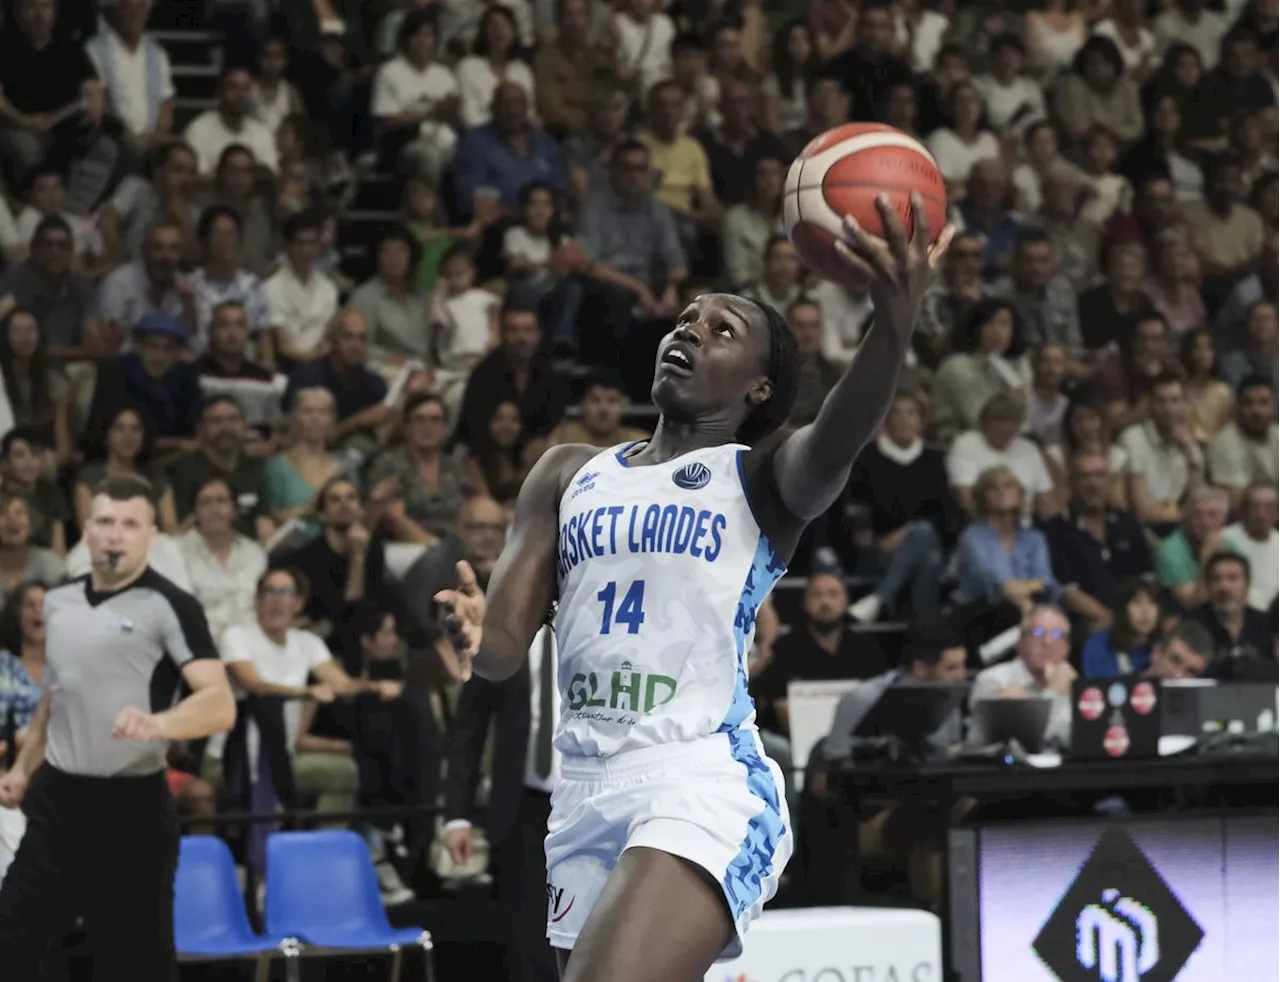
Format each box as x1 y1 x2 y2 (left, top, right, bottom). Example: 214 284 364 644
434 561 486 681
112 706 167 742
832 192 955 345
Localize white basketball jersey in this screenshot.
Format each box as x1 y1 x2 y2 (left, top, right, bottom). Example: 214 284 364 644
552 441 787 758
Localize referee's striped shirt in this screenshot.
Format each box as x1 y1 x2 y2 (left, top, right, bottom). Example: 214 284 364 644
43 568 219 777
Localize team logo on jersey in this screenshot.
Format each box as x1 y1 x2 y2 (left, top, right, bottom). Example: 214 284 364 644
571 471 600 499
566 661 678 715
673 462 711 490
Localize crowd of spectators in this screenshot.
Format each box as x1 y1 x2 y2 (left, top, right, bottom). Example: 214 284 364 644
0 0 1274 914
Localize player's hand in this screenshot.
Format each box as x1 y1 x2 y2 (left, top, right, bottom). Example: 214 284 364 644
0 768 28 808
435 561 486 681
112 706 167 741
832 192 955 345
443 825 475 866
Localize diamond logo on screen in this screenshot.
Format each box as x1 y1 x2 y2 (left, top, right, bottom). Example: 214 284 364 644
1032 826 1203 982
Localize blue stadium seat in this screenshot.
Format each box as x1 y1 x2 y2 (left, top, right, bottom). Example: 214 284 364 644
175 835 301 982
265 830 434 981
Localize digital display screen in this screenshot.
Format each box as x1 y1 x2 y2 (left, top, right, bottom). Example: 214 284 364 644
976 815 1278 982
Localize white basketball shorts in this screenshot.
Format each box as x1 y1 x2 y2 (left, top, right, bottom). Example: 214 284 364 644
543 729 792 960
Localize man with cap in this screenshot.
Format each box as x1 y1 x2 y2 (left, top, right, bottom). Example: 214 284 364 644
84 312 204 456
0 475 236 979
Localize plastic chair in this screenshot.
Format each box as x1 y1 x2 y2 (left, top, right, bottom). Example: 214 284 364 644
174 836 301 982
265 830 434 982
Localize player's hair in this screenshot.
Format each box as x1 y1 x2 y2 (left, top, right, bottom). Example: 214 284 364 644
737 298 800 445
92 476 158 519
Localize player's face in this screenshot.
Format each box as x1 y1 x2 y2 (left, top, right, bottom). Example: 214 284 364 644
86 495 156 580
652 294 772 433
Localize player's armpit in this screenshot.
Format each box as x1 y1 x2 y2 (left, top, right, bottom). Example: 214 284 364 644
473 443 597 682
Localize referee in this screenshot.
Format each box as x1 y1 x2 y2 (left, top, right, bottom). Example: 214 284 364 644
0 476 235 980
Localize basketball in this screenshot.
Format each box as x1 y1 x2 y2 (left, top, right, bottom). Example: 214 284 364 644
782 123 948 283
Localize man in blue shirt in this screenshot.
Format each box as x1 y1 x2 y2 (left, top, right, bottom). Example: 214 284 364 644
449 82 567 222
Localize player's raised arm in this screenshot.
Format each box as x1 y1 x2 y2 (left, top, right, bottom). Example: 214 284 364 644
771 194 954 520
438 444 593 682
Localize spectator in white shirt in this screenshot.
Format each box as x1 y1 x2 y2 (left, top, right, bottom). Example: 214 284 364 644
262 210 339 366
973 33 1046 137
179 475 268 642
191 204 270 356
1153 0 1227 71
14 167 102 270
1224 483 1280 612
947 393 1057 523
1120 372 1206 528
808 277 874 365
203 568 402 818
457 7 536 129
373 9 461 184
968 605 1076 748
249 36 302 136
84 0 175 157
184 67 280 175
925 80 1002 194
612 0 676 99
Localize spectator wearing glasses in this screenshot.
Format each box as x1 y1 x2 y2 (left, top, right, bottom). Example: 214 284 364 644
1080 579 1163 678
1191 551 1273 663
968 605 1075 747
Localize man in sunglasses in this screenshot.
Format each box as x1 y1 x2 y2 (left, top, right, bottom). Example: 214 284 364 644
968 605 1075 747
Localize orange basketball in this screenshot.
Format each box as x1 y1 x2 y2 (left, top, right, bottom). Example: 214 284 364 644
782 123 948 283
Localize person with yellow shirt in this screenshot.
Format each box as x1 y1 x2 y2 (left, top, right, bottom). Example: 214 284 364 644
636 81 722 228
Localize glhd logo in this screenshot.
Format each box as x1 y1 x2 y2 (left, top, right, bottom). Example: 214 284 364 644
1032 827 1203 982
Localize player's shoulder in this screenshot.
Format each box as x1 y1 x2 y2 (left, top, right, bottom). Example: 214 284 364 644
45 575 90 607
530 443 611 498
134 568 208 621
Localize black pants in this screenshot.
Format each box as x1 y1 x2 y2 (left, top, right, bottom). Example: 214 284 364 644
0 765 179 982
496 789 558 982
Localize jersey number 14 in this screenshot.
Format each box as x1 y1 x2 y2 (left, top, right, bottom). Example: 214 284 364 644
597 580 646 635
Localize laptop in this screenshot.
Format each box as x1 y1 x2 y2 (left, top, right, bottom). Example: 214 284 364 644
1070 677 1163 760
972 699 1053 753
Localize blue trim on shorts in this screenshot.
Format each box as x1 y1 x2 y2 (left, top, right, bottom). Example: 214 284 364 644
721 728 786 920
718 534 786 731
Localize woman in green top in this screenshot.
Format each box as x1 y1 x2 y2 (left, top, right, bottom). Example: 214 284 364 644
264 387 347 538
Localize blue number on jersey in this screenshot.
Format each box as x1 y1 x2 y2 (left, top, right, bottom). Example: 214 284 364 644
597 580 647 635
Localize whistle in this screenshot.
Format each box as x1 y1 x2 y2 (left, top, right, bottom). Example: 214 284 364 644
106 551 123 569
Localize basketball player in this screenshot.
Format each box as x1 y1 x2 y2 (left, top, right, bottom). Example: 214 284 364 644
437 198 953 981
